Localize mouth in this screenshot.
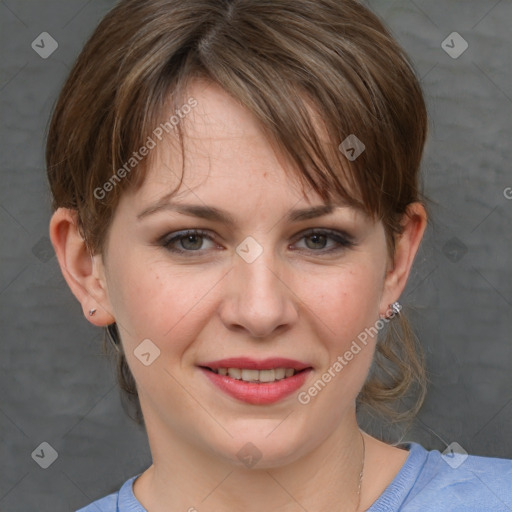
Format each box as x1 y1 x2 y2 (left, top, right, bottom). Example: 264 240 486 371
200 366 306 383
197 357 313 405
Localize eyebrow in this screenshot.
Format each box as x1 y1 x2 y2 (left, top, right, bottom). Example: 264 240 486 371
137 200 340 224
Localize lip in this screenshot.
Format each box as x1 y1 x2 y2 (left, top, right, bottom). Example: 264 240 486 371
200 368 312 405
199 357 311 371
198 357 313 405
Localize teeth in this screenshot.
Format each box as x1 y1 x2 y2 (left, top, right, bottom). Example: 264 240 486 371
227 368 241 379
259 369 275 382
214 367 298 382
274 368 286 380
241 369 259 382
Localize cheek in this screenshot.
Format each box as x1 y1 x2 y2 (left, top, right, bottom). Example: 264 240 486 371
105 249 222 349
302 263 384 347
291 263 385 436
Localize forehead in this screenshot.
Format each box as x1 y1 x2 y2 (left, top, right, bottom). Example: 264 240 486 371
133 81 328 207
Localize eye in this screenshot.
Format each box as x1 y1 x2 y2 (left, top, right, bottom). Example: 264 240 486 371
292 229 355 254
161 229 217 253
159 228 355 256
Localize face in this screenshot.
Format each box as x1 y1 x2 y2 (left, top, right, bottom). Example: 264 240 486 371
97 80 396 468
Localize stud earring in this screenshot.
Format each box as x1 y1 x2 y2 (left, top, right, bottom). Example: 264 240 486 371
389 301 402 316
88 308 97 316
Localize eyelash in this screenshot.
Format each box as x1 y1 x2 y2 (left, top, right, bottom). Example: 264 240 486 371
159 228 356 256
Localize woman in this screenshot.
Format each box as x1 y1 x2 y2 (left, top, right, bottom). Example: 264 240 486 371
46 0 512 510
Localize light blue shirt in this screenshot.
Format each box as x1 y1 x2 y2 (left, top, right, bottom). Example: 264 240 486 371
76 442 512 511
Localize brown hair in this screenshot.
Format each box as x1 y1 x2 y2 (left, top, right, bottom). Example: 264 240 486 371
46 0 429 427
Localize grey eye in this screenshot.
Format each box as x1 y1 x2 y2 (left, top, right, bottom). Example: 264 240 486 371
179 234 205 250
304 233 329 250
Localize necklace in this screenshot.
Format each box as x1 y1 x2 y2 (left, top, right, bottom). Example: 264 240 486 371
355 431 366 512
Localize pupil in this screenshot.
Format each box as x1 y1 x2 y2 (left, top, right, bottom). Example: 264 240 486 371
183 235 202 250
307 234 326 249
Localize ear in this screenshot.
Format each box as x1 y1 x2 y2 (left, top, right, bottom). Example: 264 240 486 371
379 202 427 317
49 207 115 326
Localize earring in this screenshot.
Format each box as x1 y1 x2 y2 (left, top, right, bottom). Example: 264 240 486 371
106 323 121 353
389 301 402 316
88 308 97 316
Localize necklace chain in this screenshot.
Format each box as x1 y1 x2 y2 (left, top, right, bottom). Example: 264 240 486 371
355 431 366 512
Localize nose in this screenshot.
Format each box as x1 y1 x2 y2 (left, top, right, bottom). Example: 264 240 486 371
218 245 299 339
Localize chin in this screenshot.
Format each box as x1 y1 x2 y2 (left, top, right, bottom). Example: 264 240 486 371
204 419 315 470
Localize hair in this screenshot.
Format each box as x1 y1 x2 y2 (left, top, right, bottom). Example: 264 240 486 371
46 0 429 427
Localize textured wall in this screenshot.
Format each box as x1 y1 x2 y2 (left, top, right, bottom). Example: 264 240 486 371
0 0 511 510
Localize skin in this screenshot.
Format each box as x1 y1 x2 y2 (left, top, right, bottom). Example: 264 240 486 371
50 80 427 511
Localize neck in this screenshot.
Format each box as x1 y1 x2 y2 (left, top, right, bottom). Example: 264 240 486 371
134 411 366 512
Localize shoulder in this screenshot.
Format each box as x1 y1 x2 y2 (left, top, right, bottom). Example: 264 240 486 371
76 492 117 512
75 474 143 512
385 442 512 512
368 442 512 511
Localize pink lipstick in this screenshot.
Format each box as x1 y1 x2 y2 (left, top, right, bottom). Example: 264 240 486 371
198 357 312 405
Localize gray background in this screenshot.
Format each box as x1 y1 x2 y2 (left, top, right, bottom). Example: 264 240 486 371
1 0 511 510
